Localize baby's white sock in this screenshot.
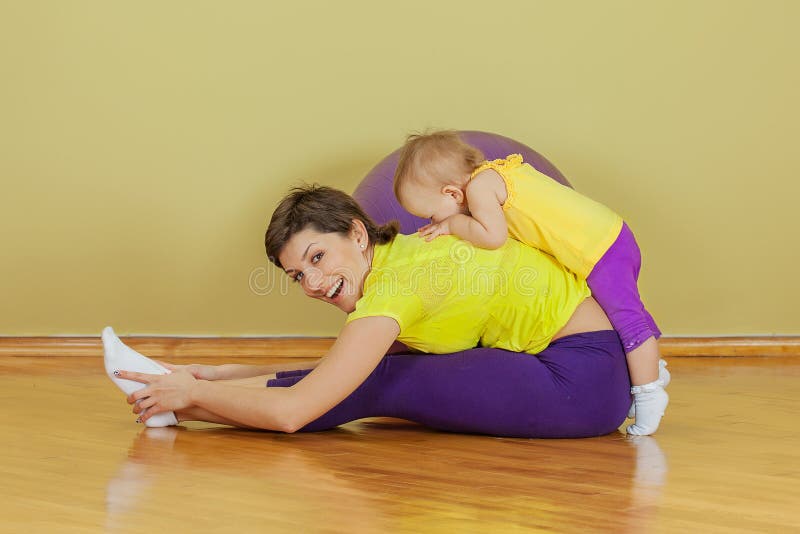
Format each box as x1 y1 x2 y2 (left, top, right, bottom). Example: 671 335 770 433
658 359 671 388
102 326 178 427
626 381 668 436
628 359 670 419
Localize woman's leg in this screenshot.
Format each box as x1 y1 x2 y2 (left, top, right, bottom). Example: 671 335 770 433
216 374 277 388
175 406 258 428
201 369 317 389
268 330 631 438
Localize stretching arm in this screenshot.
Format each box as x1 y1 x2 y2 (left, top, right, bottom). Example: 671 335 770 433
127 316 399 432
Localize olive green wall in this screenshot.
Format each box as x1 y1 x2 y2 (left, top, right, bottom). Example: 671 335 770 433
1 1 798 336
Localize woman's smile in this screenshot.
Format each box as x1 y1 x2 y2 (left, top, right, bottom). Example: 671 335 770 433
326 277 344 299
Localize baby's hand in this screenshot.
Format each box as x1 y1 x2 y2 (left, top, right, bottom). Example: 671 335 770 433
418 219 452 241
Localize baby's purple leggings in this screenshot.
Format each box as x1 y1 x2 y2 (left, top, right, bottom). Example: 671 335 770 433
586 222 662 353
267 330 631 438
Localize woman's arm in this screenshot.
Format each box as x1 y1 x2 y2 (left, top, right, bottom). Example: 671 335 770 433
124 316 399 432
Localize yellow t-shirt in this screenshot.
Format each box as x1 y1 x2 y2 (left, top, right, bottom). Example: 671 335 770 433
345 233 591 355
471 154 624 278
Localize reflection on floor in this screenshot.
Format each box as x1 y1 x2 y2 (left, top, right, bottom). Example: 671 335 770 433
1 355 798 532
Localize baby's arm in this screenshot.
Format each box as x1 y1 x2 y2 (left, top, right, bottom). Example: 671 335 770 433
432 169 508 249
449 169 508 249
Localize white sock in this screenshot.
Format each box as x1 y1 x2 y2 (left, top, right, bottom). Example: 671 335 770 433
626 381 668 436
102 326 178 427
628 359 670 419
658 359 671 388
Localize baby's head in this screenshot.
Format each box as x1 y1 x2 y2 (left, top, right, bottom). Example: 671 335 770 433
393 130 484 222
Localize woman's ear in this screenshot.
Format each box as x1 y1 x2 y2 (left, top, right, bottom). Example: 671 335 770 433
350 219 369 248
442 185 465 205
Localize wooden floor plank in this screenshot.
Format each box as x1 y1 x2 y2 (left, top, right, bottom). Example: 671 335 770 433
0 354 798 532
2 335 800 358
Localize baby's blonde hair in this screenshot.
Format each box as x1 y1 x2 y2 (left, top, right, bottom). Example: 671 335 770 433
393 130 485 204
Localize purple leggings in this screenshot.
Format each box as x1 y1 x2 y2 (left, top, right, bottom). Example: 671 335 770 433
586 222 662 353
267 330 631 438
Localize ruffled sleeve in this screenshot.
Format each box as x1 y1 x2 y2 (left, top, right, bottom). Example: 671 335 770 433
470 154 524 210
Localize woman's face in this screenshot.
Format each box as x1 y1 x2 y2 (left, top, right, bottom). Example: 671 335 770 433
278 224 371 313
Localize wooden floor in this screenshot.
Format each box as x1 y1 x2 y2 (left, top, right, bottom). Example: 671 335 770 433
1 355 799 533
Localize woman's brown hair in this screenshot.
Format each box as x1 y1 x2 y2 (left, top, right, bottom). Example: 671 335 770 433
264 184 399 268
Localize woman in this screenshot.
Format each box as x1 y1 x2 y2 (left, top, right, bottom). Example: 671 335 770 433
113 185 631 437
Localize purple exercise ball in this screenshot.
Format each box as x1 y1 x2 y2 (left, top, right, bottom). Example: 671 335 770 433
353 131 570 234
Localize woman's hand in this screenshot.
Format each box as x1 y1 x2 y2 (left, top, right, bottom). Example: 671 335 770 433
116 369 198 424
156 361 219 381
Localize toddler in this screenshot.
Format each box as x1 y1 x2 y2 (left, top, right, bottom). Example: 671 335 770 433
393 130 669 435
